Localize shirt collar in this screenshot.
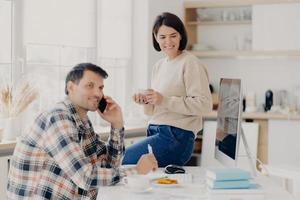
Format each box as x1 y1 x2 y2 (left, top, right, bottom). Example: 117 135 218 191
62 97 88 131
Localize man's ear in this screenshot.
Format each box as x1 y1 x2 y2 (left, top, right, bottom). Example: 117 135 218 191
66 81 74 95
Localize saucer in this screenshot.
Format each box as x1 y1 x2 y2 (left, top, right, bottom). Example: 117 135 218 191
123 185 153 193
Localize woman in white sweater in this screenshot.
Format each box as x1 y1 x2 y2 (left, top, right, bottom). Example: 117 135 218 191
122 12 212 167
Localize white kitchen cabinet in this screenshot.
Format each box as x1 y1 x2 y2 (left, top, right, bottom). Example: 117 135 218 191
252 4 300 51
268 120 300 166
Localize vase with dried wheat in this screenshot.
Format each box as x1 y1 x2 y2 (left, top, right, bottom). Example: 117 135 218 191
0 80 39 141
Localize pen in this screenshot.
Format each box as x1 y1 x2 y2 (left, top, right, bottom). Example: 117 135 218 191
148 144 153 154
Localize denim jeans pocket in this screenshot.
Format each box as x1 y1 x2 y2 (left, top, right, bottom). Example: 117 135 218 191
156 125 179 150
170 127 195 164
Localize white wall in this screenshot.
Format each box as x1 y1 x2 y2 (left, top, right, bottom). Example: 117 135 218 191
23 0 96 47
97 0 132 58
253 4 300 51
0 1 11 63
131 0 149 90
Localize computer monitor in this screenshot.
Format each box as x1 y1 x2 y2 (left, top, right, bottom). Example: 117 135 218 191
214 78 243 167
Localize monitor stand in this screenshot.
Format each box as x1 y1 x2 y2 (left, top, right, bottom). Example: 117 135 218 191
240 128 257 176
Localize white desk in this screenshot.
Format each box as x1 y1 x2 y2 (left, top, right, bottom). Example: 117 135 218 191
98 167 295 200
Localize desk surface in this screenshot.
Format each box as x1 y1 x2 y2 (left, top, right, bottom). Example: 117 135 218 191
98 167 295 200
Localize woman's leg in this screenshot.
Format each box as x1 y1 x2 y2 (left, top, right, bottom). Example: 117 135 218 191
122 125 195 167
122 125 157 165
122 125 178 166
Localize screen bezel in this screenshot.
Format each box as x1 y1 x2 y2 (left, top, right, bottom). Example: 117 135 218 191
214 78 243 167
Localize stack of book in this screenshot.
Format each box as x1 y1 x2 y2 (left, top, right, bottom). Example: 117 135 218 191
206 168 251 189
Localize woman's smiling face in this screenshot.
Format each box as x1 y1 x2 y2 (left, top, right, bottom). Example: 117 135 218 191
155 25 181 59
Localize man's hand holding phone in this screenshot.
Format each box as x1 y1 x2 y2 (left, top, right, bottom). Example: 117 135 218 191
98 96 124 129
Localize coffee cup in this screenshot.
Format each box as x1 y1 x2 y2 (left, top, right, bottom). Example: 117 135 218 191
124 175 151 192
135 89 149 104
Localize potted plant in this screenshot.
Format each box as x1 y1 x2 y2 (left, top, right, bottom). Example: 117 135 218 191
0 79 39 141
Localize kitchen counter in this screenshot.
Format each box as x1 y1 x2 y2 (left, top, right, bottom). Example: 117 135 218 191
204 111 300 120
1 112 300 156
0 125 147 155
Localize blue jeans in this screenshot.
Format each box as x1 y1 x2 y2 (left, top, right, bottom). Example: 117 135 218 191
122 125 195 167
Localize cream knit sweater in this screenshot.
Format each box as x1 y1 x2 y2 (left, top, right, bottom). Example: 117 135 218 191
144 51 212 135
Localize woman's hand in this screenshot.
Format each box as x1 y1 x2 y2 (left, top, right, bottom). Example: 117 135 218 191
97 96 124 129
145 89 163 105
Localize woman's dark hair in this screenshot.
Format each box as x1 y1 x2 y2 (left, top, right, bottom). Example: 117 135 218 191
65 63 108 95
152 12 187 51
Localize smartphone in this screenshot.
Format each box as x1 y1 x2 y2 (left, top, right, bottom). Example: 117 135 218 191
98 97 107 113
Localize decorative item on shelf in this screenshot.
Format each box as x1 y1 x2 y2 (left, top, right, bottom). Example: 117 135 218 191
0 78 39 141
264 90 273 112
197 6 252 23
245 92 257 112
271 90 290 114
192 43 214 51
293 85 300 114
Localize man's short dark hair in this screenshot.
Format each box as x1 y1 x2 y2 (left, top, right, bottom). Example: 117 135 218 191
65 63 108 95
152 12 188 51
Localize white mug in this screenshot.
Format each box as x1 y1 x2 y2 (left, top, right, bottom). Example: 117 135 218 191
123 175 150 192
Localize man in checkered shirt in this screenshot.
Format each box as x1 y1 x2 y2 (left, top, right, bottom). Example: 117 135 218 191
7 63 158 199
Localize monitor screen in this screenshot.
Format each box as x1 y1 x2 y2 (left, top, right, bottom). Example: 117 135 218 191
214 78 242 167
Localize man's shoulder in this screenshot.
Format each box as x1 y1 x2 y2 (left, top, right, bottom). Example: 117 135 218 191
37 102 73 124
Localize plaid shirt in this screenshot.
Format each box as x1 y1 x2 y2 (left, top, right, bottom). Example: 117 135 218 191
7 98 136 200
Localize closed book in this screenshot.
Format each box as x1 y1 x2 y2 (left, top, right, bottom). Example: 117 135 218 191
206 178 250 189
206 168 251 181
208 183 265 200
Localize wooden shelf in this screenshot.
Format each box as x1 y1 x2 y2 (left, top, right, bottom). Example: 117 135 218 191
187 20 251 26
184 0 300 8
189 50 300 58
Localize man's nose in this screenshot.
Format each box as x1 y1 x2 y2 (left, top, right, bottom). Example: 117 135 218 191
94 88 102 98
